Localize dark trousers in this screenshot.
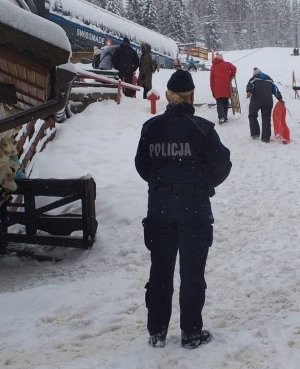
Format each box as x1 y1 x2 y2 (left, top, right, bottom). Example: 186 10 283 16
143 86 151 99
216 97 229 119
143 188 213 336
119 71 135 97
249 101 272 140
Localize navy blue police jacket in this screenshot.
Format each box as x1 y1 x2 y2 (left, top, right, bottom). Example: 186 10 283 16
135 103 232 197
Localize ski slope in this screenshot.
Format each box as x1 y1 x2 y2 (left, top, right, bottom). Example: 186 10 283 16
1 48 300 369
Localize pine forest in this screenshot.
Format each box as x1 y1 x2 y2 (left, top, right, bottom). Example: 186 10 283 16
85 0 300 51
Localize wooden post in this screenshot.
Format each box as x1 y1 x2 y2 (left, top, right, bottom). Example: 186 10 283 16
116 80 122 104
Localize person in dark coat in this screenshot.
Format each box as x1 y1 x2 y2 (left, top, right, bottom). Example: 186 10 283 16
135 69 232 349
138 43 153 99
246 67 284 142
112 37 139 97
210 53 236 124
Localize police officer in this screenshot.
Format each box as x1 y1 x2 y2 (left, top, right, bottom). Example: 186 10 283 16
135 69 232 349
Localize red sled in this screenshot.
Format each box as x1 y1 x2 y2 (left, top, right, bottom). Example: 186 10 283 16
272 102 290 144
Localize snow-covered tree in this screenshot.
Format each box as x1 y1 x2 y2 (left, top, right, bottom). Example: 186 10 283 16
126 0 145 25
85 0 107 7
291 0 300 48
160 0 187 43
143 0 159 32
79 0 299 49
205 0 222 50
106 0 124 16
54 0 63 12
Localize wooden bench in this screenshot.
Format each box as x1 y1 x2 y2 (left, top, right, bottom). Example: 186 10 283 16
1 177 97 252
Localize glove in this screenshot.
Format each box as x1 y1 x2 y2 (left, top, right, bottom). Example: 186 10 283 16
279 99 285 106
246 92 252 99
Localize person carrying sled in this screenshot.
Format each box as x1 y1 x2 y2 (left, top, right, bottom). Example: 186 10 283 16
210 53 236 124
135 69 232 349
246 67 284 143
112 37 139 97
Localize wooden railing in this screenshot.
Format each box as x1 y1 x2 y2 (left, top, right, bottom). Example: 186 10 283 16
16 117 57 173
75 68 141 104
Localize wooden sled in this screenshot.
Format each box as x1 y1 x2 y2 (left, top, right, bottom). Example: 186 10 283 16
230 77 241 114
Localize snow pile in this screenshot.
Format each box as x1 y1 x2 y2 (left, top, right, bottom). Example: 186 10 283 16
48 0 178 58
0 48 300 369
1 0 71 52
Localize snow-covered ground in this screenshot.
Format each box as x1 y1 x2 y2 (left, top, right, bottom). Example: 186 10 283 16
1 47 300 369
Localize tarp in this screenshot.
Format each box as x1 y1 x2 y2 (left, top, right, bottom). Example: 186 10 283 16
272 101 290 144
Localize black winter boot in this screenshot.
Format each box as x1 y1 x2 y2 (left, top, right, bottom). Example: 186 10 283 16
148 330 167 348
181 330 211 349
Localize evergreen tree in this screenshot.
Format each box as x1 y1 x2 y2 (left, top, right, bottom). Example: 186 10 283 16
153 0 166 33
143 0 159 32
99 0 107 7
73 0 298 50
160 0 187 42
86 0 107 7
291 0 300 48
54 0 63 12
205 0 222 50
184 5 197 43
273 0 291 46
126 0 145 25
106 0 124 16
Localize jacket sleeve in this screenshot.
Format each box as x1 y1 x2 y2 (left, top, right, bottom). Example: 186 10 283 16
112 47 120 70
204 128 232 187
135 126 151 182
139 54 152 82
132 50 140 72
246 77 254 93
230 63 237 77
210 68 215 97
272 83 283 100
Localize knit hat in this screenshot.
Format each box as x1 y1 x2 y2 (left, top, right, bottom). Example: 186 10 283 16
167 69 195 93
253 67 261 75
123 37 130 44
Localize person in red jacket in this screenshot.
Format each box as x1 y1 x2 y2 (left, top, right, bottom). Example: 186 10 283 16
210 53 236 124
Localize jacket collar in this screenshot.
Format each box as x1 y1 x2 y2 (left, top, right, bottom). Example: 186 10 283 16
166 102 195 115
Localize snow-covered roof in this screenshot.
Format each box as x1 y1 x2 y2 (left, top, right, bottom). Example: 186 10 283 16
1 0 71 52
48 0 178 58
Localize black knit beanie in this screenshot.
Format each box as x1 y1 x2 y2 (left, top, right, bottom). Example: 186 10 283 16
167 69 195 92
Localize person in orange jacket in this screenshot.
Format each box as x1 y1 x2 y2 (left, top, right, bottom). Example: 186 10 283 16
210 53 236 124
